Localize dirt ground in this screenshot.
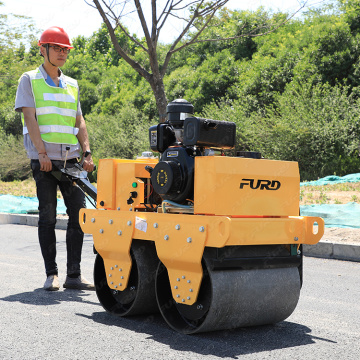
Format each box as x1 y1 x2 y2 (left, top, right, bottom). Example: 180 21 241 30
300 182 360 205
322 227 360 245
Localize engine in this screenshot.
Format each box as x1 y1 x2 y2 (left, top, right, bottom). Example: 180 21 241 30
148 99 236 203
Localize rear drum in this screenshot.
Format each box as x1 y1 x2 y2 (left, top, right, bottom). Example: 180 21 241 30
94 240 159 316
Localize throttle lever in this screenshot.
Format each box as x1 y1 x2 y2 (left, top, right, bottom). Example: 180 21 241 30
80 150 91 167
64 146 70 168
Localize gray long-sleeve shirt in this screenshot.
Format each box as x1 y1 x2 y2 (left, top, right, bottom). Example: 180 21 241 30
15 64 83 160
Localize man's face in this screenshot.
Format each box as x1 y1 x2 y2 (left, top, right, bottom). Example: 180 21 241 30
42 44 70 67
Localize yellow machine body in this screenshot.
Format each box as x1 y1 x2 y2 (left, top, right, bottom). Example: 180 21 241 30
80 156 324 306
194 156 300 216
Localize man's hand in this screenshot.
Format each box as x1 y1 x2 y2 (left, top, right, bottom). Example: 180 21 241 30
82 153 94 172
23 107 52 172
76 115 94 172
39 153 52 172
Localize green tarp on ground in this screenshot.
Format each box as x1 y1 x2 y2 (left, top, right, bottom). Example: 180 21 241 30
300 173 360 186
299 173 360 227
300 203 360 228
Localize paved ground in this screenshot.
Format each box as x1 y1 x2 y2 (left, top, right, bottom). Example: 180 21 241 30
0 224 359 360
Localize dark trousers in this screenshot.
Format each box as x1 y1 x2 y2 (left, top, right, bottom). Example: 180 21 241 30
31 160 86 277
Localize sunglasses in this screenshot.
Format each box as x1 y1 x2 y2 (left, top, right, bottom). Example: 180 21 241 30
48 45 71 54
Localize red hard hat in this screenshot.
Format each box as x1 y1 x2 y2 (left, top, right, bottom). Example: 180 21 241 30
38 26 74 49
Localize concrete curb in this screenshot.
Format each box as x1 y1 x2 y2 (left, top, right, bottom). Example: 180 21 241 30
303 242 360 262
0 213 68 230
1 213 359 262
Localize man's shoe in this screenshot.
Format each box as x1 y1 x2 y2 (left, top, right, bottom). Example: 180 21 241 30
44 275 60 291
63 275 95 290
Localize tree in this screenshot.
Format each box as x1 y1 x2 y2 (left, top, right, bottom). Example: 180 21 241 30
86 0 308 121
0 1 37 48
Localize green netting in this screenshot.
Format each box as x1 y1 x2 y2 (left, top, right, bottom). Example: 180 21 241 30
299 173 360 227
300 203 360 228
301 173 360 186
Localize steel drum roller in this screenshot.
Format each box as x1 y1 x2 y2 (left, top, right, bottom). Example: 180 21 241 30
156 258 300 334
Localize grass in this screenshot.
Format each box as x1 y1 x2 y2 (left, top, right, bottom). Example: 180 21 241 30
0 179 63 198
0 179 97 199
0 179 37 197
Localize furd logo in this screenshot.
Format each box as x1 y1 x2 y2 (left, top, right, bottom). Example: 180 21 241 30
239 178 281 190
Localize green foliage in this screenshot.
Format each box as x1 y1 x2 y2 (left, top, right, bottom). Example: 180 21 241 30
0 9 39 143
341 0 360 33
0 12 37 48
77 79 99 115
0 103 22 135
85 23 138 67
190 8 280 63
87 104 152 160
263 82 360 180
203 82 360 180
165 49 239 111
0 129 30 181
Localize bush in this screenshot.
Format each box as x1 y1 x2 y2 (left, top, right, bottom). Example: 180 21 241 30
263 82 360 180
86 104 153 161
0 103 22 136
0 131 31 181
202 82 360 180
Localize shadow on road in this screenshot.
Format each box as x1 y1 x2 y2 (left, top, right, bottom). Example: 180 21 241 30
79 311 336 358
0 288 99 306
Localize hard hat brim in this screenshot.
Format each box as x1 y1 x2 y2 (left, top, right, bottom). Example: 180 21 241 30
38 41 74 49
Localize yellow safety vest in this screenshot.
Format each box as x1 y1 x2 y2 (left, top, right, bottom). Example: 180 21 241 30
21 68 79 145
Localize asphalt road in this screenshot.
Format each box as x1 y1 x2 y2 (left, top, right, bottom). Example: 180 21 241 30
0 224 359 360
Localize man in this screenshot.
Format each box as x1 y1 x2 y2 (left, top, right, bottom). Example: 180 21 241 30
15 26 95 291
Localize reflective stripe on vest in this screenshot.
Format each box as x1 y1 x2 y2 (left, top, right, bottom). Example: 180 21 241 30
22 68 79 145
23 124 79 136
43 93 76 103
36 106 77 117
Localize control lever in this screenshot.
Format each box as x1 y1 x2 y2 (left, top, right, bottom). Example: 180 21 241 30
64 146 70 168
127 191 138 205
81 150 91 167
145 166 153 175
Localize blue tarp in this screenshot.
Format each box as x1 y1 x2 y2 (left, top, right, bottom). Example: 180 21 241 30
0 194 94 214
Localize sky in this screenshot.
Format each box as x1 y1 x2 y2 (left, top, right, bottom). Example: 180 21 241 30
1 0 324 43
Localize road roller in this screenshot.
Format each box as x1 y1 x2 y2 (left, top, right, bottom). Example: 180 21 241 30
79 99 324 334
